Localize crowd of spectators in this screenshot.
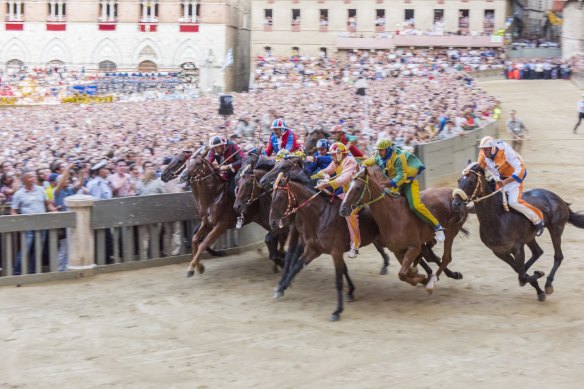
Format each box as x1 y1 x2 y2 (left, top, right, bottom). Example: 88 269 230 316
503 58 573 80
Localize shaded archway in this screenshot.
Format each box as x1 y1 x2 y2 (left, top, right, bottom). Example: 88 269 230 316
99 60 117 71
6 59 24 72
138 60 157 72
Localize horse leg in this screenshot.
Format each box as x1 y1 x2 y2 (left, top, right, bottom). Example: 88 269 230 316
274 243 309 299
186 222 229 277
343 261 356 302
397 246 427 286
545 226 565 295
524 239 544 272
427 234 455 294
264 231 281 273
373 240 390 275
330 251 346 321
493 250 545 301
193 221 224 257
421 244 463 280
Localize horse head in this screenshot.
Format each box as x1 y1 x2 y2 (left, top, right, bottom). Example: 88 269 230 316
269 172 293 230
304 128 330 155
183 147 218 184
259 156 304 189
340 166 371 217
452 160 487 208
234 164 258 214
160 150 193 183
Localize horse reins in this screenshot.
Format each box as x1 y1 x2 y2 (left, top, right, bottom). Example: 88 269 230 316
350 171 395 214
457 169 504 205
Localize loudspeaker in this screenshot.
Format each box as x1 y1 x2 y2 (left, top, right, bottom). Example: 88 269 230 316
219 95 234 115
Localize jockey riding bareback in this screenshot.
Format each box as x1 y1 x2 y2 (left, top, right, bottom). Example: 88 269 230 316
363 138 446 242
264 119 301 157
477 136 545 236
314 142 361 258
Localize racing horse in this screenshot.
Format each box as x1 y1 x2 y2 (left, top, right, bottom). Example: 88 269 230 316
303 128 331 155
269 171 391 321
340 165 468 293
260 156 461 279
233 151 288 272
160 148 283 276
452 161 584 301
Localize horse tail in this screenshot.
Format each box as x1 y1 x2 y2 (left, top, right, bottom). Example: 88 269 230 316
568 208 584 229
458 226 470 238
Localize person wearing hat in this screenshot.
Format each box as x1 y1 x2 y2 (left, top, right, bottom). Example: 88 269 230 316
207 135 244 195
573 94 584 134
477 136 545 236
264 119 300 157
45 172 60 202
315 142 361 258
330 125 364 158
87 161 113 200
363 138 446 242
305 139 332 180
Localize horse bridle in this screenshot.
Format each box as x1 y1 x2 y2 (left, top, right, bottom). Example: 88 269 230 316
189 154 221 183
272 173 322 224
350 169 395 214
237 164 273 206
454 167 502 205
167 151 193 180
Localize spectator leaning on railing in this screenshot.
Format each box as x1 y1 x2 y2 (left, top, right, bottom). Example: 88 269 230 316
11 170 58 275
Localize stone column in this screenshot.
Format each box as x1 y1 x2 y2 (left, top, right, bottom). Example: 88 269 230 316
56 0 62 20
183 1 188 20
101 0 107 20
65 195 96 270
110 0 115 20
8 1 13 21
142 1 147 21
17 1 22 20
49 1 54 19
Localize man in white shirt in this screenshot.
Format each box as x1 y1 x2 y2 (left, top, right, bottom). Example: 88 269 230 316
574 95 584 134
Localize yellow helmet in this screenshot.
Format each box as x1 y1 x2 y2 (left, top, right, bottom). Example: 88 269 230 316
328 142 349 154
375 139 393 150
275 149 290 161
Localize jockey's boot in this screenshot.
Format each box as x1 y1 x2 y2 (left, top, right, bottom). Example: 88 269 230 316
535 221 545 237
434 224 446 243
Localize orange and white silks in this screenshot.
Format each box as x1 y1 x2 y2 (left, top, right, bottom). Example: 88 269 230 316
318 156 361 249
478 140 544 224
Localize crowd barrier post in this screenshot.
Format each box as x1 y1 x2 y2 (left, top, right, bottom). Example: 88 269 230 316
65 195 96 270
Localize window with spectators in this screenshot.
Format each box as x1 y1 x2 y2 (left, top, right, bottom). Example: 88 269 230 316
99 1 118 22
47 0 66 22
6 1 25 21
264 9 273 25
180 0 199 23
140 0 158 23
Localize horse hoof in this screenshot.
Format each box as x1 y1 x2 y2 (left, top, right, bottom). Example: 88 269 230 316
453 272 463 280
196 264 205 274
534 270 545 278
346 294 355 302
545 285 554 295
379 267 388 276
425 274 438 294
519 280 527 287
272 264 280 274
537 292 546 302
186 270 195 278
329 313 341 322
273 291 284 299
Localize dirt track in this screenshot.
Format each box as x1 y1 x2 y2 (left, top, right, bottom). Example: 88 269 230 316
1 80 584 388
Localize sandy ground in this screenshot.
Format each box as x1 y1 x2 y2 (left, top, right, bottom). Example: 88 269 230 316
1 80 584 389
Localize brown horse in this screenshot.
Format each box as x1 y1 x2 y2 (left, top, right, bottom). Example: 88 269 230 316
340 165 468 292
304 128 331 155
452 162 584 301
233 151 288 271
160 148 280 276
269 172 390 321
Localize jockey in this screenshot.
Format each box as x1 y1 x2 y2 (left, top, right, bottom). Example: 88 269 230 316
330 125 364 158
207 135 245 195
477 136 545 236
264 119 301 157
314 142 361 258
305 139 333 179
363 138 446 242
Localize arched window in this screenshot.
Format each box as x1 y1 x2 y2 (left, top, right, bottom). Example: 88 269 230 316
138 60 157 72
319 47 327 57
99 60 117 71
47 60 65 67
291 47 300 57
6 59 24 71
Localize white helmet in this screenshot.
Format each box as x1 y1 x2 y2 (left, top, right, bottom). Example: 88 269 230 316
478 136 496 149
208 135 227 148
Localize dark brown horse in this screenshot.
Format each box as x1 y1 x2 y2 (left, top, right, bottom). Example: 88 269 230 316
340 166 468 293
269 172 390 321
260 156 391 275
233 151 288 271
304 128 331 155
160 148 281 276
452 162 584 301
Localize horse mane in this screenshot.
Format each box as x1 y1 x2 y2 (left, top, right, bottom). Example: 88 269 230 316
255 158 275 171
288 170 313 187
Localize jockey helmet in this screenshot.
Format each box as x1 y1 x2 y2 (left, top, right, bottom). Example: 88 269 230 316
208 135 227 148
316 139 329 149
275 149 290 161
375 139 393 150
271 119 287 130
328 142 349 155
478 136 496 149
